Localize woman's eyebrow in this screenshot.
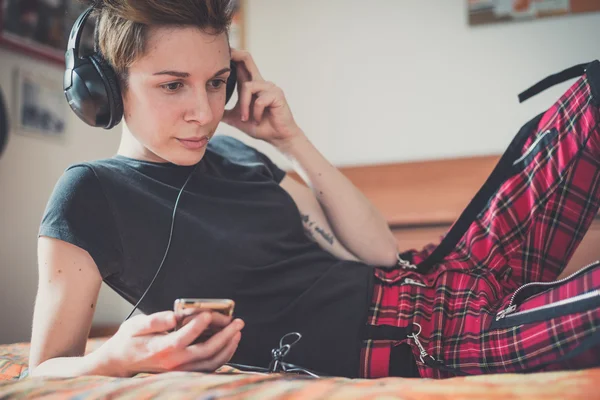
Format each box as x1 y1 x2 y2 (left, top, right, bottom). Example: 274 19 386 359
153 67 231 78
212 67 231 77
153 70 190 78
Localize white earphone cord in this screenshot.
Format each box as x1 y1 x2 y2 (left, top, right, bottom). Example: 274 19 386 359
124 163 199 321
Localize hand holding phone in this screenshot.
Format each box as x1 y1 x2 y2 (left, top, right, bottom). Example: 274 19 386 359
97 309 243 376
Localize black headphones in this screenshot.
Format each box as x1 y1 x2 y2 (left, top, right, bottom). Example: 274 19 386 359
64 6 237 130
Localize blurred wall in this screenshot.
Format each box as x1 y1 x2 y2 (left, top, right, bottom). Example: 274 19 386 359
229 0 600 168
1 0 599 344
0 50 128 344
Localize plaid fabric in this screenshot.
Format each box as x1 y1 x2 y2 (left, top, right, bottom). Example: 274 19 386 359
361 70 600 379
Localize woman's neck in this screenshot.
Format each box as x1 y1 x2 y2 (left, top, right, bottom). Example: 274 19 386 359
117 123 165 163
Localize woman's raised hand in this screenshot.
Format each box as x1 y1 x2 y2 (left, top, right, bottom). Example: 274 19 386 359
222 49 304 149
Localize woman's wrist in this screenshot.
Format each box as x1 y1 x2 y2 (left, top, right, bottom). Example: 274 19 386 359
28 348 128 379
86 341 130 377
271 128 310 157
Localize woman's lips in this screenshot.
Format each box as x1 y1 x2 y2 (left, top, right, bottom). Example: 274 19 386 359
177 136 208 150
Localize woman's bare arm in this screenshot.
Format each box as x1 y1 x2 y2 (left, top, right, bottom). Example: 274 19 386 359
29 236 110 376
30 237 244 378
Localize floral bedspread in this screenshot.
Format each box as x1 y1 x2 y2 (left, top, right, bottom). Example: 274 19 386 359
1 339 599 399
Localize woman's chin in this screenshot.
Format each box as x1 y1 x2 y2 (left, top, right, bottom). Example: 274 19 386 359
169 148 207 166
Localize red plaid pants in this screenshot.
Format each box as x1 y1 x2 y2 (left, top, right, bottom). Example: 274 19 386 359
360 64 600 379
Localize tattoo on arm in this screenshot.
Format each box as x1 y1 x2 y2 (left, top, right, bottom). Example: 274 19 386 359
301 214 316 240
303 225 315 241
301 214 314 228
301 214 335 245
315 227 334 245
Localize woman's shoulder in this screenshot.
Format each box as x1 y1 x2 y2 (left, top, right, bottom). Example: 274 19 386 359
52 158 124 193
41 160 124 279
52 163 100 195
45 157 144 219
44 160 122 219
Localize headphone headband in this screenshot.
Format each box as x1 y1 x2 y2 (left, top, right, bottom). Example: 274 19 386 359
68 7 95 61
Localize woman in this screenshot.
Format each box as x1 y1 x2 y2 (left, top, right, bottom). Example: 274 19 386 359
30 0 600 379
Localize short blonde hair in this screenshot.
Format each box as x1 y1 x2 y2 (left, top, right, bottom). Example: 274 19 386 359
93 0 234 91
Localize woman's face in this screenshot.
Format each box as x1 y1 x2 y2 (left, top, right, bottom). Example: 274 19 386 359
122 26 231 165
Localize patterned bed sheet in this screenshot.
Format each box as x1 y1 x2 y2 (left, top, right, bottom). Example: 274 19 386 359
1 339 599 399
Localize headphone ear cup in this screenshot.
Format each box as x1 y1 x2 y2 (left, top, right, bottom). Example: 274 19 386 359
64 56 112 128
90 53 123 129
226 60 237 105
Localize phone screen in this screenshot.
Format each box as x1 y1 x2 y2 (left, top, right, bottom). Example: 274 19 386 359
173 298 235 341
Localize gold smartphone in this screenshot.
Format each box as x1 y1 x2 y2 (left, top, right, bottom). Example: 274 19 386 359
173 298 235 341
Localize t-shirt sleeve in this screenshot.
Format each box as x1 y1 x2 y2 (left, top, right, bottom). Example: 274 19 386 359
214 135 287 183
38 165 122 278
253 148 286 183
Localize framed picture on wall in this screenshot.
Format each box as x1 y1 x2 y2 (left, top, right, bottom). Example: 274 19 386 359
468 0 600 26
0 0 95 65
12 66 66 140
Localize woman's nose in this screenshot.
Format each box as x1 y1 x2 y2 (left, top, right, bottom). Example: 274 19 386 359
185 90 214 125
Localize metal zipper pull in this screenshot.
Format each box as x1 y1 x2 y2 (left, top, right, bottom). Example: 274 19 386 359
407 323 473 376
496 304 517 321
407 323 436 363
403 278 427 287
496 289 600 322
397 254 418 270
506 260 600 311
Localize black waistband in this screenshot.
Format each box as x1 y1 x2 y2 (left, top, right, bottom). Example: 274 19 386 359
362 324 414 341
518 60 599 105
587 60 600 107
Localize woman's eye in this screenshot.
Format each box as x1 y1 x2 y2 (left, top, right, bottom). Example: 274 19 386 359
161 82 183 92
209 79 226 90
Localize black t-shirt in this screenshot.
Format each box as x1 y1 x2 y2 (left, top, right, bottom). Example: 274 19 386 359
39 135 374 377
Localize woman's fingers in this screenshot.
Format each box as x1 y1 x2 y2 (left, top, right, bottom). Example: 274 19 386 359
124 311 177 336
239 79 253 122
209 312 236 329
177 318 244 366
253 91 277 124
180 311 232 330
175 332 241 372
231 49 264 82
228 50 285 125
151 312 213 353
240 81 279 123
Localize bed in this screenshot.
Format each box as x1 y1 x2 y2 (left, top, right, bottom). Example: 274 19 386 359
1 338 599 399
